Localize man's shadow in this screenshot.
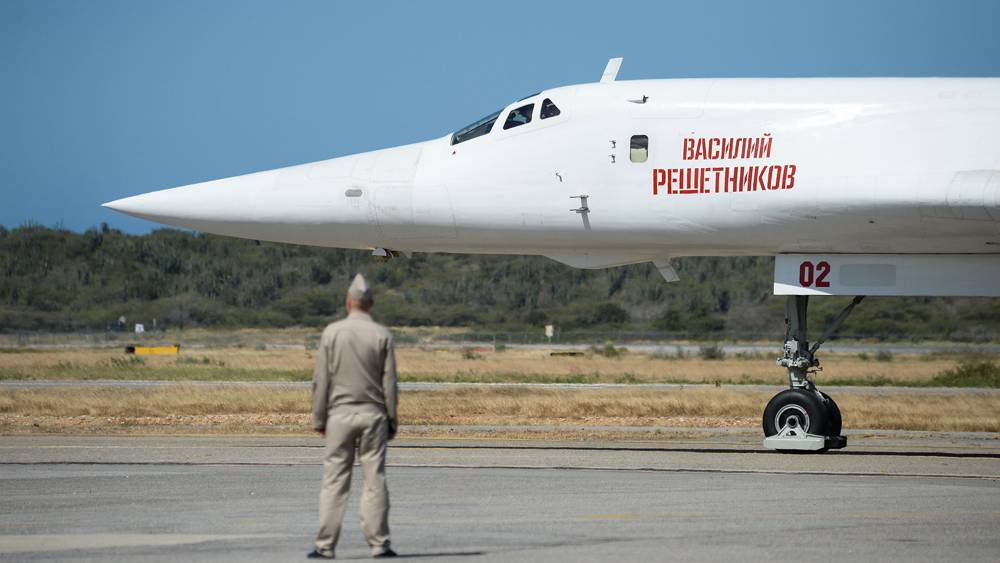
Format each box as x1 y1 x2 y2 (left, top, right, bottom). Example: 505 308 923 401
340 552 484 560
393 552 484 559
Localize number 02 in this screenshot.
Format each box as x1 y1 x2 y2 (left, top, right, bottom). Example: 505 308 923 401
798 261 831 288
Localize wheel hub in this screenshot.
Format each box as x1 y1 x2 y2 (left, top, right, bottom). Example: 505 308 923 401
774 404 810 433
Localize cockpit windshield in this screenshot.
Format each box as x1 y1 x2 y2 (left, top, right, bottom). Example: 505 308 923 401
451 109 501 145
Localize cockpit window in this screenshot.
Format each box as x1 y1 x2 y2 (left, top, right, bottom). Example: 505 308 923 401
540 98 561 119
452 109 501 145
503 103 534 130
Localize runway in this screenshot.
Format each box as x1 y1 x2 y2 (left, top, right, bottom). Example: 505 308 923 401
1 434 999 561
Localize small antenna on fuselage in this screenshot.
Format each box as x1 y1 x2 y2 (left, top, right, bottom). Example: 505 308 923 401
600 58 623 83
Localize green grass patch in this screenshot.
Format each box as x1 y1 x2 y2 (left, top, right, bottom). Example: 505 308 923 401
815 375 895 387
698 344 726 360
591 343 627 358
109 356 145 368
176 355 226 367
929 360 1000 387
399 372 602 384
875 350 895 362
460 347 482 360
0 365 309 382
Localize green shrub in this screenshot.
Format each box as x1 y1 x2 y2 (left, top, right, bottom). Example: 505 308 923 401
109 356 145 368
177 356 224 367
614 373 640 384
591 343 626 358
577 303 629 327
699 344 726 360
653 310 683 332
930 360 1000 387
649 349 678 360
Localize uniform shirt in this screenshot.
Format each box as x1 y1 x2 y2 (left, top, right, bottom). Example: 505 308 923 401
311 311 398 431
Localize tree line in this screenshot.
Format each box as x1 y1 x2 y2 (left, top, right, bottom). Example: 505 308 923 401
1 224 997 341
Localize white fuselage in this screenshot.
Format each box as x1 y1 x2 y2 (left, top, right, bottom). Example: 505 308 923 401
105 77 1000 271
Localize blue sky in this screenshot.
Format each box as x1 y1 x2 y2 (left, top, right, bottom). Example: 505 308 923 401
2 0 999 233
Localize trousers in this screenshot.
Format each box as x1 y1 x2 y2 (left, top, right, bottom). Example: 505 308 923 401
314 403 391 556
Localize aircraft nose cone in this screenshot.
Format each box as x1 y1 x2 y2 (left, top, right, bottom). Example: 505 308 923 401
99 155 385 246
102 195 152 215
101 187 194 224
101 166 291 226
100 140 430 247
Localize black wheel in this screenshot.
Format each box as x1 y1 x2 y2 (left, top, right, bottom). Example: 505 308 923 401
762 389 829 437
819 391 842 437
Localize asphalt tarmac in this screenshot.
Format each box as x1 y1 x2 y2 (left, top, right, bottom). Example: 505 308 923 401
1 433 999 562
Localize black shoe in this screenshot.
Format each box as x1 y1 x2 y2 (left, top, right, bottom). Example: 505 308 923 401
373 548 397 558
307 549 334 559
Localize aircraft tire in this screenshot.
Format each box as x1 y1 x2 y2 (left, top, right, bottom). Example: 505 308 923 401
819 391 842 438
762 389 829 438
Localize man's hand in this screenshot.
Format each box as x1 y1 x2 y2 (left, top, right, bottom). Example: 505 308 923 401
387 420 398 441
314 428 325 437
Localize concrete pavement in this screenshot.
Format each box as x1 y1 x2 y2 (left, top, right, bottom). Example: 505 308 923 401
1 433 998 561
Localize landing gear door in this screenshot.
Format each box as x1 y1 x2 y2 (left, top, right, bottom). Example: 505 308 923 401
775 254 1000 297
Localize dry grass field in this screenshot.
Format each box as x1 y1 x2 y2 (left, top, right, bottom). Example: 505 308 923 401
2 344 996 437
1 385 997 435
0 346 978 386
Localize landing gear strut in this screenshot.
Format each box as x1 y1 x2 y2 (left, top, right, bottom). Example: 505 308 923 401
762 295 863 452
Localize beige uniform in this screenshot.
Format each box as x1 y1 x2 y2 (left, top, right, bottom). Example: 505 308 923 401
312 311 398 557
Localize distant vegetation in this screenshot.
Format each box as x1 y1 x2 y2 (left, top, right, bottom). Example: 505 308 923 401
1 224 998 340
929 359 1000 387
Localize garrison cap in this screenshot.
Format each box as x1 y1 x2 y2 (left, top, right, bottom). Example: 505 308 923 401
347 273 373 301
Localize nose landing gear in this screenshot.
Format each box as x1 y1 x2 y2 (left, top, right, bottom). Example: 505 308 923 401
762 295 862 452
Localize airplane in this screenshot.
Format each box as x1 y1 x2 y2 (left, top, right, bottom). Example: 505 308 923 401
104 58 1000 452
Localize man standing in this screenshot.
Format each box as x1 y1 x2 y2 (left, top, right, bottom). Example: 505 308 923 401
309 274 398 559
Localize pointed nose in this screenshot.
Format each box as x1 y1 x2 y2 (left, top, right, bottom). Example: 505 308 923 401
102 162 371 245
101 141 428 247
102 166 288 225
101 192 191 219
